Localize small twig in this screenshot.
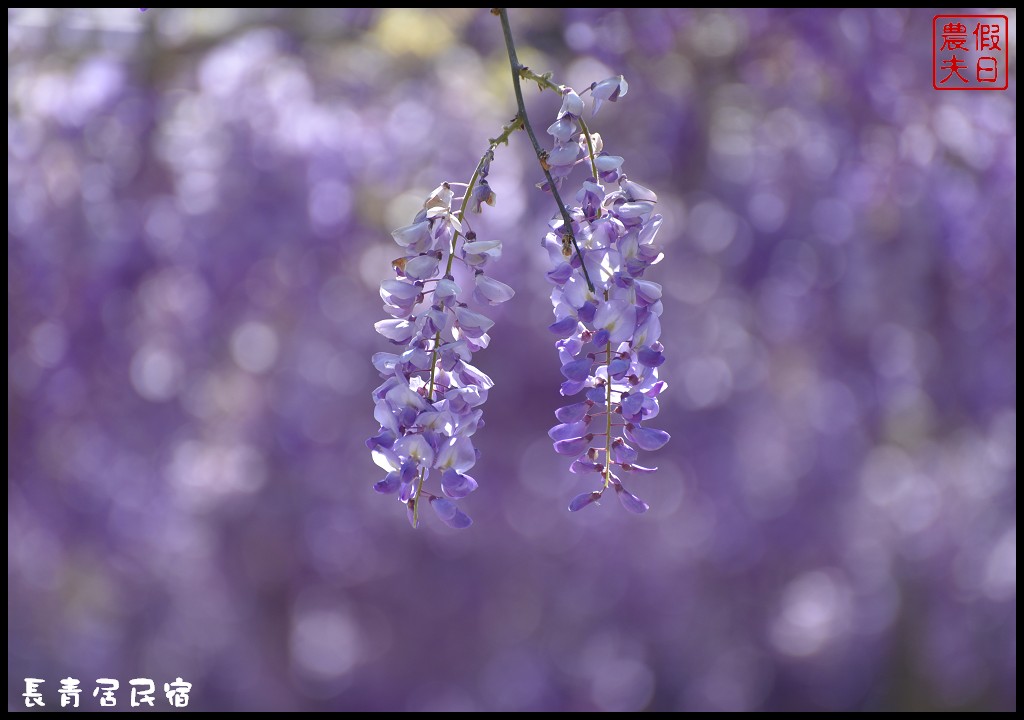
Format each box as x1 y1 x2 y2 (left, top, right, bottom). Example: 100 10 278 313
496 8 595 293
518 66 560 93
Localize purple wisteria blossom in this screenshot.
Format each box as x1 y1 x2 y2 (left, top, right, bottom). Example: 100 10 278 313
368 171 512 528
540 78 669 513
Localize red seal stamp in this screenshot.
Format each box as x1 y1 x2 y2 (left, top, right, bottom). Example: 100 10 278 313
933 15 1009 90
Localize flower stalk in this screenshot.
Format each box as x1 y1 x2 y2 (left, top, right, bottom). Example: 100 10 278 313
497 7 595 293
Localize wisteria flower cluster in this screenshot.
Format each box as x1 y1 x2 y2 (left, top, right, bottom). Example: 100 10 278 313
369 11 669 527
540 77 670 514
367 162 513 529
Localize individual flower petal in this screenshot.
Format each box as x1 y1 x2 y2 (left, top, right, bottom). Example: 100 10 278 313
467 182 496 213
371 352 400 375
454 408 484 437
461 238 501 267
428 495 456 520
561 378 588 397
448 385 487 412
610 439 638 464
612 271 634 290
594 299 637 345
569 460 603 474
422 307 448 335
425 183 454 209
560 357 593 382
637 346 665 368
418 409 455 436
577 300 597 324
624 425 670 451
633 279 662 305
441 469 478 499
549 420 589 441
561 275 593 309
556 335 584 364
434 437 476 474
454 307 495 338
373 401 399 437
591 75 628 115
616 201 655 218
398 347 431 373
620 463 658 474
638 213 663 246
633 313 662 348
547 116 579 143
437 340 470 370
555 400 591 423
399 477 418 502
620 392 645 421
456 360 494 390
558 88 584 119
365 427 395 450
384 381 429 413
636 368 666 393
548 142 581 168
593 154 622 180
595 154 624 173
406 498 418 528
447 508 473 528
462 239 502 256
404 253 441 280
429 212 458 250
614 484 649 514
392 221 432 251
463 332 490 353
394 434 435 467
569 490 603 511
374 319 415 344
546 263 573 285
608 357 631 378
380 279 420 304
553 435 592 456
373 471 402 494
620 177 657 203
371 445 400 473
549 316 579 337
429 497 472 528
434 278 460 306
473 274 515 305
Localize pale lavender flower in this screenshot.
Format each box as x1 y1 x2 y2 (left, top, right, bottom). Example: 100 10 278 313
537 79 669 513
369 180 513 528
589 75 628 115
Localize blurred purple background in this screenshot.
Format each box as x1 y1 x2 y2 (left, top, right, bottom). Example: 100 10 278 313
7 8 1016 712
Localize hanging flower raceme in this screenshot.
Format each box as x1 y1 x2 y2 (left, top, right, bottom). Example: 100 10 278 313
540 77 669 514
368 170 514 529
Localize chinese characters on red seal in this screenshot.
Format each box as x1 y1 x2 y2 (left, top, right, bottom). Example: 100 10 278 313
933 15 1008 90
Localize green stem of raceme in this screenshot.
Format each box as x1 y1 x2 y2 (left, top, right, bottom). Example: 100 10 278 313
577 116 603 217
412 114 524 526
496 7 595 294
602 292 613 490
603 345 613 489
